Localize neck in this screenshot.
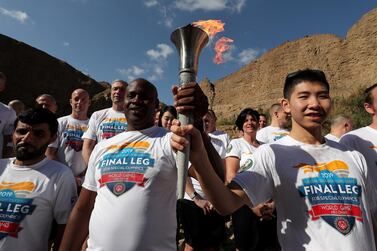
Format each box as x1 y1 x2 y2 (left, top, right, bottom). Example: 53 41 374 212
270 120 280 128
127 122 154 132
243 132 259 146
330 129 341 139
14 155 45 166
369 117 377 130
289 122 324 145
71 112 87 120
112 103 124 112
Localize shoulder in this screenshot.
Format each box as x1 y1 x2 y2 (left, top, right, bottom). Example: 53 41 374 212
0 103 16 117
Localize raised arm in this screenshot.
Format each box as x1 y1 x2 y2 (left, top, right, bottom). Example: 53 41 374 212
171 123 250 215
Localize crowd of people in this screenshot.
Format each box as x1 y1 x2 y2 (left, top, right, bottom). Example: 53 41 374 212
0 69 376 251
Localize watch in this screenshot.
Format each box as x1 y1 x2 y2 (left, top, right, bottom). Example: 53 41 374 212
190 191 199 200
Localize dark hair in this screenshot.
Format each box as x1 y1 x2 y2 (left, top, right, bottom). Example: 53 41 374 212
283 69 329 99
158 105 177 126
14 108 58 136
364 83 377 105
206 109 217 120
235 108 260 131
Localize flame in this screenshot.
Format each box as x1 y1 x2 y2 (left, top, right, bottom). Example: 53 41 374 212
192 19 225 38
213 37 233 64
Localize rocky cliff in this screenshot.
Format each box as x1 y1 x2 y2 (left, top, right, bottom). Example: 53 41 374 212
201 8 377 120
0 34 109 116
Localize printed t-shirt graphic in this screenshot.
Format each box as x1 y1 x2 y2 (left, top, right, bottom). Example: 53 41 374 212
82 108 127 143
63 123 87 151
99 141 155 196
296 160 362 235
0 181 36 239
99 117 127 140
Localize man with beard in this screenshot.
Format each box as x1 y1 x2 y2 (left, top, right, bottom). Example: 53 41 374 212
60 78 215 251
82 80 128 165
0 108 77 251
46 89 91 186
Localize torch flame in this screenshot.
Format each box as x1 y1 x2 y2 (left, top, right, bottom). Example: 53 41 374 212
192 19 225 38
213 37 233 64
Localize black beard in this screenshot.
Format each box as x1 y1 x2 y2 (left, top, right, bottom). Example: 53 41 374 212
16 143 48 161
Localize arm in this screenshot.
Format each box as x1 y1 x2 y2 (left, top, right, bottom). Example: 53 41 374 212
59 188 97 251
225 157 240 184
185 177 211 215
82 139 96 166
171 124 249 215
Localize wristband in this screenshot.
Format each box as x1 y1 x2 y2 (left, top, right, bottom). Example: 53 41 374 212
190 191 199 200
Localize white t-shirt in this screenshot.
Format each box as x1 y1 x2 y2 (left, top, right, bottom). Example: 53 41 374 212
226 137 259 172
256 126 289 144
50 115 88 176
208 130 230 150
340 126 377 189
187 133 227 199
82 108 127 142
0 103 16 157
233 136 377 251
83 126 177 251
325 133 340 142
0 158 77 251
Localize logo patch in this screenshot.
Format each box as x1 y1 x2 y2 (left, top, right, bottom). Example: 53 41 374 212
0 182 37 239
99 141 155 196
296 160 363 235
99 118 127 139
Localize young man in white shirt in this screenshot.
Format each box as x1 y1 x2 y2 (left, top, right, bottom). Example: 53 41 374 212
0 108 77 251
172 69 377 251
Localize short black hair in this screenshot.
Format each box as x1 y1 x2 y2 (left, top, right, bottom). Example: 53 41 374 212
14 108 58 136
158 105 177 126
364 83 377 105
283 69 330 99
235 108 260 131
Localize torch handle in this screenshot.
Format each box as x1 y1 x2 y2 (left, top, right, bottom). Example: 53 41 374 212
177 72 196 199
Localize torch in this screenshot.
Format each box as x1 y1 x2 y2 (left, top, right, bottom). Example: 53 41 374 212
171 24 209 199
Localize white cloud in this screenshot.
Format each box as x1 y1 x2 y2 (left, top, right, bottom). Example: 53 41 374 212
144 0 159 7
237 48 261 65
147 44 174 61
63 42 70 47
117 66 146 81
174 0 245 12
0 6 28 23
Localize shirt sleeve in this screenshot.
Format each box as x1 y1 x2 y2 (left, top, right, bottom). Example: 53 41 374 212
53 168 78 224
82 113 98 141
225 139 241 159
82 144 100 192
232 145 274 206
2 108 16 136
256 129 267 144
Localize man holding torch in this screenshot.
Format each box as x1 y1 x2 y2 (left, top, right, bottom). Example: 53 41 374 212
59 78 218 251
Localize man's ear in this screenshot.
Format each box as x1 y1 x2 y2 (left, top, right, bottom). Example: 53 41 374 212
155 99 160 110
364 102 375 115
281 98 291 114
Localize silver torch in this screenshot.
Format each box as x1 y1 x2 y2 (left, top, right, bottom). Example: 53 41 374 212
171 24 209 199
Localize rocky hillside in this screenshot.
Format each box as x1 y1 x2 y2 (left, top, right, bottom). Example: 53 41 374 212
0 34 110 116
200 8 377 120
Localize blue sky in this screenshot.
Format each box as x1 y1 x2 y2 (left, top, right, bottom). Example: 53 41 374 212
0 0 376 104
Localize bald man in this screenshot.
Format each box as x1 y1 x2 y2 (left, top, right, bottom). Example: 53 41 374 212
325 114 353 142
8 99 25 116
0 72 17 158
46 89 91 184
36 94 58 113
257 103 290 143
